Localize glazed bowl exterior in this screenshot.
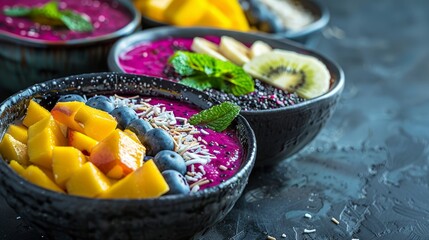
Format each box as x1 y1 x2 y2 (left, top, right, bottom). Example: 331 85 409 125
0 0 141 92
108 27 345 166
0 72 256 240
138 0 329 46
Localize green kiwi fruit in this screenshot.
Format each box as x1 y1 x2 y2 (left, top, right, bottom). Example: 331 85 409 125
243 49 331 99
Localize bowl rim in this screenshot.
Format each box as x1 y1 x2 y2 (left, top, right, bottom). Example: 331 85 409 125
139 0 329 39
0 0 141 47
107 26 345 115
0 72 257 204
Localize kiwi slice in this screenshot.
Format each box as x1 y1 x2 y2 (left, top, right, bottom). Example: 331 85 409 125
243 49 330 99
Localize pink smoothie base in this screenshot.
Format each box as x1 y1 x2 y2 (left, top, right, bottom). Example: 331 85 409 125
146 97 243 190
119 37 221 78
0 0 131 41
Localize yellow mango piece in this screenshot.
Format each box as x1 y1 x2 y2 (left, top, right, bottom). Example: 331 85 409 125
197 6 232 29
27 127 57 169
67 130 98 155
52 146 86 188
140 0 172 22
74 105 117 141
208 0 250 31
22 100 51 127
100 160 169 199
28 115 67 146
106 165 124 179
23 165 64 193
89 129 145 178
51 101 85 132
6 124 28 144
66 162 111 197
0 133 29 166
123 129 141 144
9 160 26 176
164 0 209 26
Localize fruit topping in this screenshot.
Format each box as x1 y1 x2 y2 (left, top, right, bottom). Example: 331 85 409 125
126 118 153 140
141 128 175 156
58 94 86 103
219 36 250 66
22 99 51 127
52 146 86 188
86 95 115 112
191 37 227 61
153 150 186 175
0 133 29 166
66 162 111 197
74 105 118 141
110 106 138 130
162 170 190 195
243 49 330 99
249 40 273 58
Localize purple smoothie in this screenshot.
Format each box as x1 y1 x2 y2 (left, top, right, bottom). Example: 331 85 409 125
0 0 132 41
125 96 243 191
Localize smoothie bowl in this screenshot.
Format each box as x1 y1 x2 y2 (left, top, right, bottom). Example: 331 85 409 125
0 72 256 239
108 27 344 166
0 0 140 92
134 0 329 45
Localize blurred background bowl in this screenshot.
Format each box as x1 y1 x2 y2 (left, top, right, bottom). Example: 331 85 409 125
0 0 141 93
108 27 344 166
0 72 256 240
135 0 329 46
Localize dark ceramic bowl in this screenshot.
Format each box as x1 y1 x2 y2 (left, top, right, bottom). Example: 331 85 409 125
0 0 141 93
0 72 256 239
108 27 345 166
138 0 329 46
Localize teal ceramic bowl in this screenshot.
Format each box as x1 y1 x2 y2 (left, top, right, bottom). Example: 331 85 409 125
0 0 140 93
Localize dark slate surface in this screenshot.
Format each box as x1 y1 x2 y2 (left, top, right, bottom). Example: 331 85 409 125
1 0 429 239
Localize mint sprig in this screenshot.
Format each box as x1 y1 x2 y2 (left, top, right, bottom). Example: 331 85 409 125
3 0 93 32
169 51 255 96
189 102 241 132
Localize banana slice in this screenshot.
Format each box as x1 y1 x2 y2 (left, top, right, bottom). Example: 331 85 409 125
219 36 250 66
191 37 227 61
249 40 273 59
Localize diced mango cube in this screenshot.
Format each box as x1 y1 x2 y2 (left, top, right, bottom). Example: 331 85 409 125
28 115 67 146
89 129 145 178
6 124 28 144
139 0 172 22
123 129 141 144
52 146 86 188
0 133 29 166
51 101 85 132
208 0 250 31
66 162 111 197
197 6 232 29
164 0 209 26
22 100 51 127
67 130 98 155
27 127 57 169
23 165 64 193
9 160 26 176
74 105 117 141
100 160 169 199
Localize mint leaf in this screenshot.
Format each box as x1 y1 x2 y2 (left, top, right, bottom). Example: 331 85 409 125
180 76 213 91
169 51 254 96
189 102 241 132
2 0 93 32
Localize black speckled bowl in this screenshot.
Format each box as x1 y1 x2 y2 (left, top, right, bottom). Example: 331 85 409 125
0 0 141 93
138 0 329 46
0 72 256 240
108 27 344 166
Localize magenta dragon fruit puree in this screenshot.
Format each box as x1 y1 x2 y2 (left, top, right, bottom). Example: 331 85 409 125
0 0 132 41
118 36 306 111
120 95 243 191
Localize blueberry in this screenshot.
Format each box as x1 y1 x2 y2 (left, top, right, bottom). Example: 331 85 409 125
162 170 190 195
153 150 186 175
86 96 115 112
58 94 85 103
142 128 174 156
110 106 138 129
126 118 153 140
144 155 154 162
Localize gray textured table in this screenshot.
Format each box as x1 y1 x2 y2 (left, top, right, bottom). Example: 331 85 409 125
2 0 429 239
